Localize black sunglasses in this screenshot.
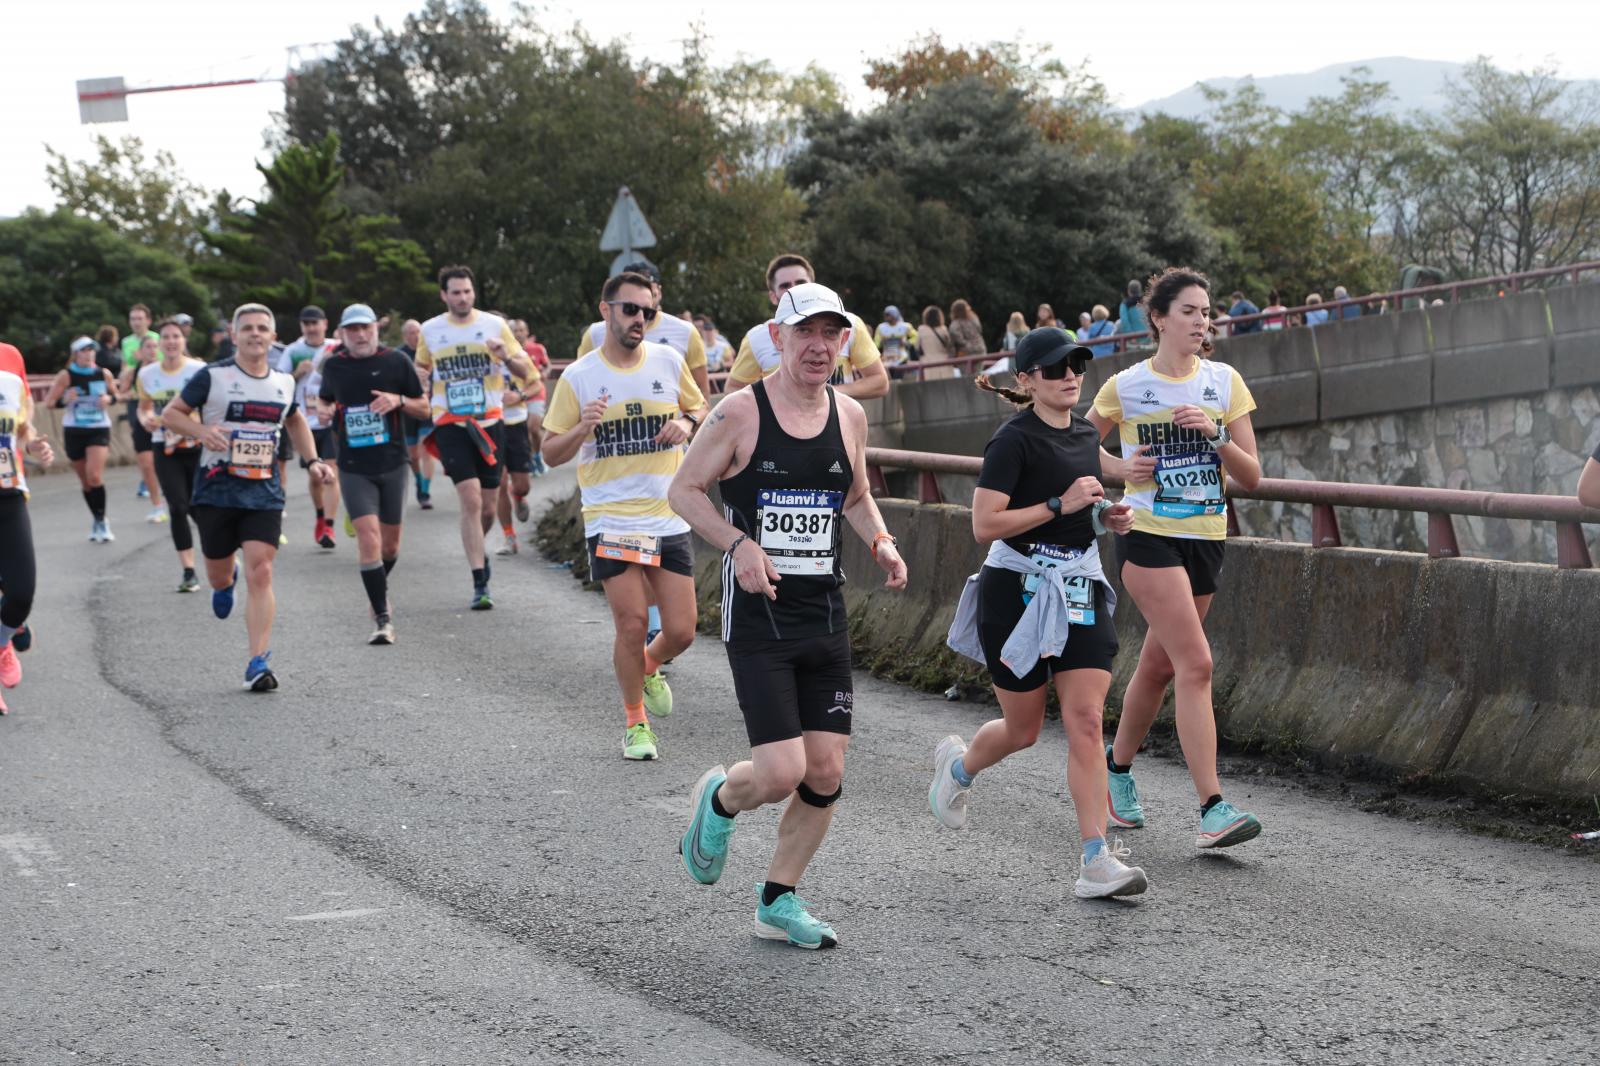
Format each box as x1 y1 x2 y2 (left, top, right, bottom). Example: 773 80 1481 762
605 300 659 321
1033 358 1086 380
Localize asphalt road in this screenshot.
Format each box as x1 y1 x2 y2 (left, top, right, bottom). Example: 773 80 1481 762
4 464 1598 1066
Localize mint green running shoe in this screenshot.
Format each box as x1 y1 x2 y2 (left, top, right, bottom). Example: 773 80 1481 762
623 721 659 761
679 765 735 884
642 670 673 718
1106 744 1145 829
754 885 837 950
1196 799 1261 849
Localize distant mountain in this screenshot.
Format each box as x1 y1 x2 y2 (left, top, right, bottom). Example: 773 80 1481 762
1131 56 1600 119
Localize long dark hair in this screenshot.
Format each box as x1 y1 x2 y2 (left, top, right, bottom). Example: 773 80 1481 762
1142 266 1215 356
975 373 1032 408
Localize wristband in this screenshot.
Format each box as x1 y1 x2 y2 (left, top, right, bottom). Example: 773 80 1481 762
871 531 897 558
1090 498 1114 536
726 532 749 556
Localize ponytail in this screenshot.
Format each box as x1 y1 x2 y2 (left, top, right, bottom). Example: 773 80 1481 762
975 373 1033 408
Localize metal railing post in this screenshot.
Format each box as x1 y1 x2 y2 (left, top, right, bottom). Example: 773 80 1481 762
918 470 944 505
867 465 888 498
1556 523 1594 569
1427 513 1460 558
1226 499 1240 537
1312 504 1342 548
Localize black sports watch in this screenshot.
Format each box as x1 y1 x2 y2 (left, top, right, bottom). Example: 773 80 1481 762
682 411 700 429
1045 496 1063 516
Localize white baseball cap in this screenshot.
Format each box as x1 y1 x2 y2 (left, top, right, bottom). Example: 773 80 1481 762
70 336 96 353
773 282 849 326
339 303 377 327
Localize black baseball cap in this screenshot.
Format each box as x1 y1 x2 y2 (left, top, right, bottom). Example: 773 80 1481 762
620 259 662 286
1013 327 1092 376
299 305 327 322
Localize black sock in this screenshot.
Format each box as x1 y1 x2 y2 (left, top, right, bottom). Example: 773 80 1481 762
360 562 388 617
1200 794 1223 817
1108 748 1132 775
382 556 396 576
85 486 107 519
483 556 491 583
316 507 325 520
471 567 487 588
761 881 796 907
710 786 735 820
183 566 196 579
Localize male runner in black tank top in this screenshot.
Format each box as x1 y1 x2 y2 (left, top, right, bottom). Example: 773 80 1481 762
668 282 907 950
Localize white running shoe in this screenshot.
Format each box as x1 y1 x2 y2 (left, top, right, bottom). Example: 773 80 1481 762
494 535 518 556
100 520 115 542
1074 838 1149 899
929 735 970 829
146 505 169 524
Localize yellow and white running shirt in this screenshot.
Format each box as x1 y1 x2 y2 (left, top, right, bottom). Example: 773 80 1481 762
499 363 540 427
414 311 523 426
1092 358 1256 541
727 312 881 386
544 342 706 538
136 357 207 447
0 370 33 498
575 313 707 373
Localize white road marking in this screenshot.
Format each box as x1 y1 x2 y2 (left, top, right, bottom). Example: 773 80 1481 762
284 907 385 922
0 832 62 878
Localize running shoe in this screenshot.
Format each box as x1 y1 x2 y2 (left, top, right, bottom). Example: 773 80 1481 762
494 536 518 556
514 496 530 523
11 624 31 653
642 670 673 718
87 520 101 543
0 642 20 688
418 494 434 511
317 520 336 550
136 480 149 498
470 586 494 611
754 886 838 950
1196 800 1262 849
1106 745 1146 829
679 765 734 884
278 532 288 547
212 562 239 619
623 721 658 761
178 571 202 594
244 652 278 692
99 520 115 543
929 735 970 829
368 617 396 645
146 505 168 524
1074 838 1150 899
343 513 355 538
532 454 546 476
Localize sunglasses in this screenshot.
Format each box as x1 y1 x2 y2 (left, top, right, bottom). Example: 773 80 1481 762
605 300 659 321
1032 359 1086 380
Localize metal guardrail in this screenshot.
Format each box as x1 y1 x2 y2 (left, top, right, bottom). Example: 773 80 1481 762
864 446 1600 570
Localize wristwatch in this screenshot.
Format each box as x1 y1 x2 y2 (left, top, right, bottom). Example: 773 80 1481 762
683 411 700 429
1045 496 1063 516
1207 424 1232 450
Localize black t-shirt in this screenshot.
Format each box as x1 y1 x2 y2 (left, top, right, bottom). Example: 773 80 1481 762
317 347 423 475
395 344 416 363
976 407 1101 554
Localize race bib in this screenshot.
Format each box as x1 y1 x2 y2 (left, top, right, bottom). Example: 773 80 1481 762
72 398 103 427
344 404 389 448
227 428 277 480
595 532 660 566
756 488 843 576
0 434 17 490
1022 544 1095 625
446 379 486 417
1152 451 1225 518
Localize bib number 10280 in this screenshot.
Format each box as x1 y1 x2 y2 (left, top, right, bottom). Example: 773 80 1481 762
1153 452 1224 518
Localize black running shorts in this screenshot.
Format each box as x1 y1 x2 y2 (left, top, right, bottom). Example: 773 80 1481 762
726 631 854 746
192 505 283 559
499 420 533 474
586 532 695 581
432 421 505 488
62 427 111 462
976 565 1119 691
1116 529 1226 597
300 427 338 468
340 464 408 525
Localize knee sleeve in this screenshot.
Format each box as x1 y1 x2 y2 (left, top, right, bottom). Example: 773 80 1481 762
796 780 841 808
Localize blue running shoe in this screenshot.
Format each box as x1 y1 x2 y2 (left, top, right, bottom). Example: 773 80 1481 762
679 766 735 884
1197 800 1261 849
755 885 837 950
212 562 239 619
1106 744 1146 829
244 652 278 693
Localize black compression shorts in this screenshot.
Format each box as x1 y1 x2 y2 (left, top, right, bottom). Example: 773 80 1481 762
726 631 854 746
1116 530 1226 597
976 565 1119 691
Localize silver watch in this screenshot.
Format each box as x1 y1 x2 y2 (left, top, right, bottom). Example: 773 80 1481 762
1207 424 1231 450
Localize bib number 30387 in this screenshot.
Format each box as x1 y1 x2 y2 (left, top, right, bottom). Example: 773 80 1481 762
1153 451 1225 518
227 428 277 480
756 488 842 576
1021 544 1095 625
446 379 486 417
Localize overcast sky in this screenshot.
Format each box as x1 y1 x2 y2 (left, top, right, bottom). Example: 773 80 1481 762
2 0 1595 217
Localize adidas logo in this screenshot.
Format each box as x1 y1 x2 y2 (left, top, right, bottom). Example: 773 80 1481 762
828 460 843 474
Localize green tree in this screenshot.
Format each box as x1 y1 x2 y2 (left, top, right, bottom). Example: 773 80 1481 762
44 134 212 261
199 133 434 325
0 210 212 371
